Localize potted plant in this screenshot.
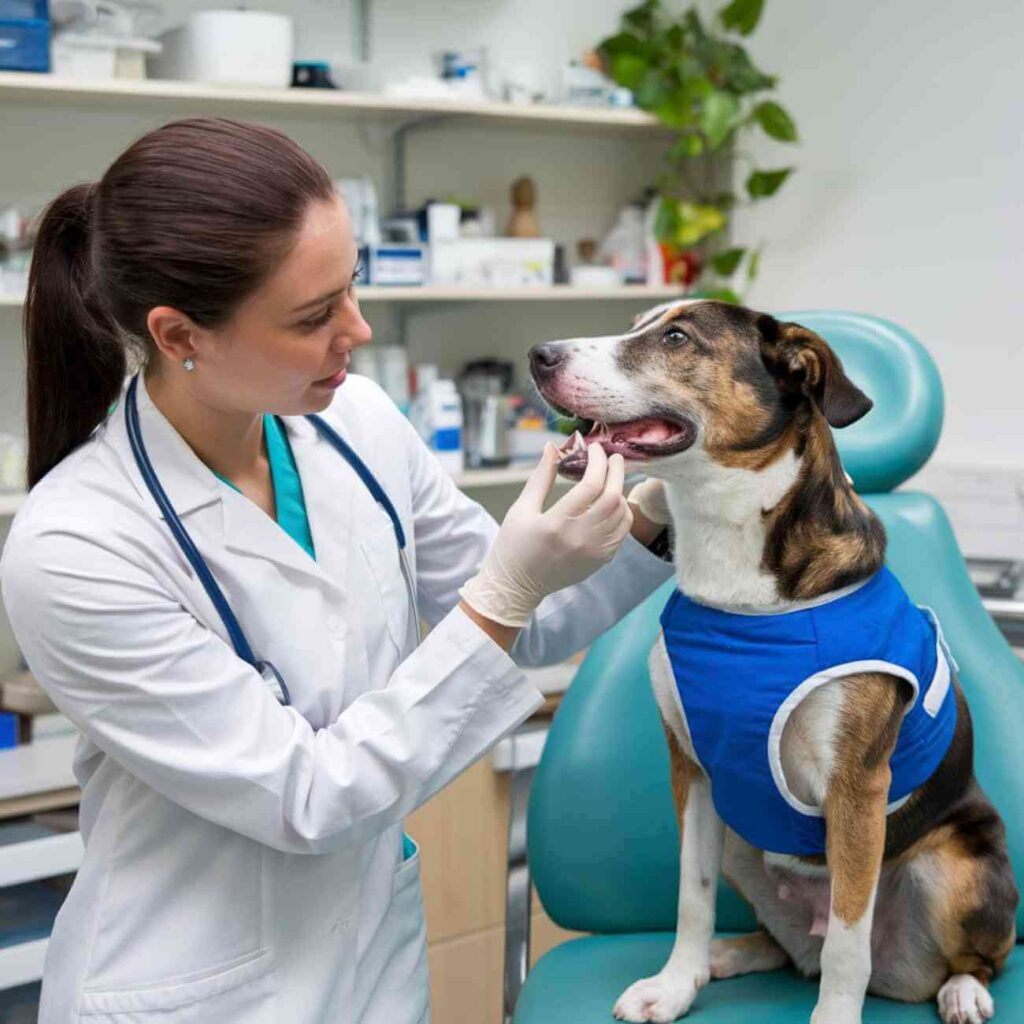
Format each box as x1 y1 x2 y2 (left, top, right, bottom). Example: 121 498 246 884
596 0 797 300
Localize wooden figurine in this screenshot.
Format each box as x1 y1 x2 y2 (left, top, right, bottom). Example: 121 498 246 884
506 175 541 237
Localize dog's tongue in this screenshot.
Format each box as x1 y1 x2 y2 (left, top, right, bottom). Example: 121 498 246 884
587 417 678 445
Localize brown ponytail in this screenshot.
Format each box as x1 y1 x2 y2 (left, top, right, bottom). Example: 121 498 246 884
24 118 335 488
25 183 125 487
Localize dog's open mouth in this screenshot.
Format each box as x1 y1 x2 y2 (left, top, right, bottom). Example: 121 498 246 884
556 414 697 478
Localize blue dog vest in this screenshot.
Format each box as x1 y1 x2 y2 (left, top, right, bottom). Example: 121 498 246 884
660 567 957 856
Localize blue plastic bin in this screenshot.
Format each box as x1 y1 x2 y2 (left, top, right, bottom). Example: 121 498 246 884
0 711 17 748
0 0 50 73
0 0 46 19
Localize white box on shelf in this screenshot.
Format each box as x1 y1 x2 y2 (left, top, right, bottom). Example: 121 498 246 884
368 246 426 286
426 203 461 243
52 34 161 81
429 238 554 288
150 11 293 89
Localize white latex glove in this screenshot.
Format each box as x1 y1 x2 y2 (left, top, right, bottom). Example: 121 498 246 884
627 477 672 526
459 442 634 627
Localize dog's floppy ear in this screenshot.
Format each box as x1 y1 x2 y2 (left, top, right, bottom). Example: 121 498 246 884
757 315 873 428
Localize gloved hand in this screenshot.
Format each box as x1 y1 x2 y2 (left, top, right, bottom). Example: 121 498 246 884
459 442 634 627
627 477 672 525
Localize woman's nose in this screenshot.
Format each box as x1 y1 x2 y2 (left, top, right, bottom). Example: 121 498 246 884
339 300 373 349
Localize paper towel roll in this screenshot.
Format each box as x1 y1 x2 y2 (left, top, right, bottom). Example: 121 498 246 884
153 10 294 89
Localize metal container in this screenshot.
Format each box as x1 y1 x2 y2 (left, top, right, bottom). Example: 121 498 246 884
478 394 514 467
457 359 513 468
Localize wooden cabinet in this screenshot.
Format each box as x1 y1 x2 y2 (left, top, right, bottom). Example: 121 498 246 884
406 734 582 1024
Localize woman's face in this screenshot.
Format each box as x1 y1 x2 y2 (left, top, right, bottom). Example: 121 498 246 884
186 193 373 416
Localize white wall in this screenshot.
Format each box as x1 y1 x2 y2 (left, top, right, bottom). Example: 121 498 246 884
0 0 1020 589
732 0 1024 473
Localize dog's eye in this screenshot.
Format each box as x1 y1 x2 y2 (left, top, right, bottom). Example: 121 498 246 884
663 326 689 347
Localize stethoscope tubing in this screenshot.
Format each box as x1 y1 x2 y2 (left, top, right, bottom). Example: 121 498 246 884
125 374 419 707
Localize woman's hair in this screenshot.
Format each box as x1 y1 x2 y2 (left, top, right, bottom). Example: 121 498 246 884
24 117 335 487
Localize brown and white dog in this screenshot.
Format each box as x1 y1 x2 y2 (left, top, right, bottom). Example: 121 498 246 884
528 300 1018 1024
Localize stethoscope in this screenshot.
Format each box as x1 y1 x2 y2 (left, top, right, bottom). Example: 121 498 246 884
125 374 421 707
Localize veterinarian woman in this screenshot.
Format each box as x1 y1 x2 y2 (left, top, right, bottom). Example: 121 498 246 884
0 119 674 1024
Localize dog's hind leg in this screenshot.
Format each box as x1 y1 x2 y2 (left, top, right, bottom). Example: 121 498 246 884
917 783 1019 1024
710 931 789 979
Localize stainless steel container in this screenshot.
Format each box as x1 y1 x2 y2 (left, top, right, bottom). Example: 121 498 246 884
479 394 514 467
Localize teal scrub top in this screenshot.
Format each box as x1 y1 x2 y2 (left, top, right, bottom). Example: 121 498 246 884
214 415 316 561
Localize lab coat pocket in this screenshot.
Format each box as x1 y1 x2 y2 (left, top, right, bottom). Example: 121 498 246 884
356 837 430 1023
77 947 276 1020
395 833 421 891
359 522 412 657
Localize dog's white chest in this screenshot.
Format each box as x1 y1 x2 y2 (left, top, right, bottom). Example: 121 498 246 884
663 450 801 609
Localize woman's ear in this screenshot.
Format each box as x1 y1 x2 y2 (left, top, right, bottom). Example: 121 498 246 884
146 306 199 365
758 317 873 428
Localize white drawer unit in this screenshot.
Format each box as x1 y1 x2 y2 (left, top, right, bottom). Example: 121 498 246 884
0 738 81 992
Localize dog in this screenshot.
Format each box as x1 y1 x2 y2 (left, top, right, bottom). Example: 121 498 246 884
528 300 1018 1024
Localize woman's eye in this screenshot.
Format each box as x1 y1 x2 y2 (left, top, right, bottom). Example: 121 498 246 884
299 306 336 332
350 262 366 289
663 326 689 346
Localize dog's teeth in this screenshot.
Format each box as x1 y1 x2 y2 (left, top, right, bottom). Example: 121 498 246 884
573 430 585 451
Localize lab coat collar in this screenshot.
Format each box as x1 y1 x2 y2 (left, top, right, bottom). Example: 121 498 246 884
104 375 344 590
105 373 222 519
214 408 353 591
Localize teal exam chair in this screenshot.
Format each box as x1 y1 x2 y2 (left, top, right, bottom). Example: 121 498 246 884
512 312 1024 1023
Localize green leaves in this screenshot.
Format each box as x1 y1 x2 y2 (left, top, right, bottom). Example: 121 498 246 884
699 90 740 149
719 0 764 35
608 54 649 91
716 41 776 93
653 198 727 247
708 245 761 287
746 167 793 198
622 0 660 37
746 247 762 283
752 100 797 141
690 286 742 304
670 133 705 159
710 247 747 275
597 0 794 294
653 197 681 245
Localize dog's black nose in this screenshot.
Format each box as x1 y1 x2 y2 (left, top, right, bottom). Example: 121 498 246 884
529 343 568 376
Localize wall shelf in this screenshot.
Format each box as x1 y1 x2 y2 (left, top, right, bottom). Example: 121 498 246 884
0 71 666 135
454 466 535 489
0 736 78 809
0 464 562 518
0 494 25 516
0 285 685 309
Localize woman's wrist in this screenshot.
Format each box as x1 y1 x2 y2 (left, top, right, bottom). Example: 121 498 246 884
628 501 665 548
459 600 521 652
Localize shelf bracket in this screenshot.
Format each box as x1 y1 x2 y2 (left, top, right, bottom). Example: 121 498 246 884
353 0 372 62
390 113 458 214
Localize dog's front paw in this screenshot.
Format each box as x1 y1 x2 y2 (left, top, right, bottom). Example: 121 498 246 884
937 974 995 1024
810 994 862 1024
612 968 708 1023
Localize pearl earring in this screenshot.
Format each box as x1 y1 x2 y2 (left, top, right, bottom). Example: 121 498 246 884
182 358 195 371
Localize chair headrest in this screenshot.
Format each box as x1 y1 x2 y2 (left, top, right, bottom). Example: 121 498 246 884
778 311 943 492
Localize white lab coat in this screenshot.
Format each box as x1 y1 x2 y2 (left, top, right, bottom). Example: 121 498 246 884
0 373 672 1024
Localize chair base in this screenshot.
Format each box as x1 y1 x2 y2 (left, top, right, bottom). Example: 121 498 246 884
514 933 1023 1023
